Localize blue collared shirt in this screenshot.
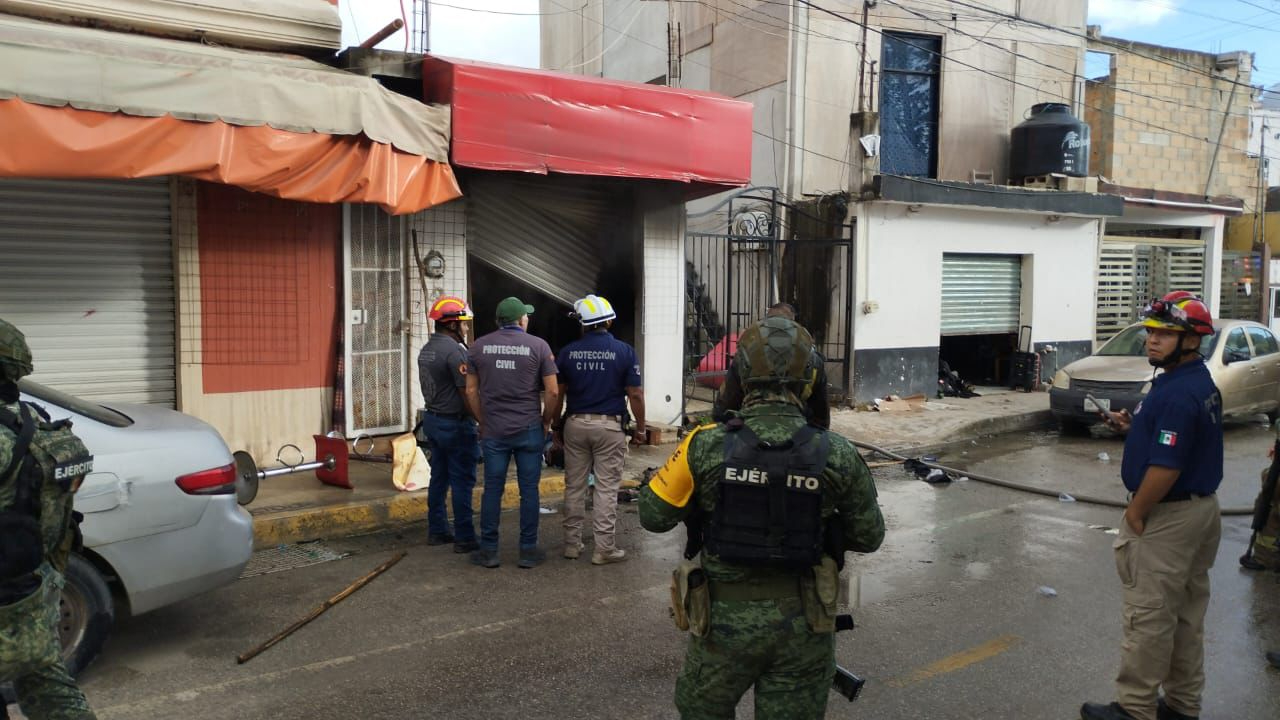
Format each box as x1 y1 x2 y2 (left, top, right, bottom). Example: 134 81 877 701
556 330 641 416
1121 359 1223 496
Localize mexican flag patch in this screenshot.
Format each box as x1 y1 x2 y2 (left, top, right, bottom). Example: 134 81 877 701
1158 430 1178 447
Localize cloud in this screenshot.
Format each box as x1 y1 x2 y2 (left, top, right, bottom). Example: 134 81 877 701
340 0 539 67
1088 0 1179 33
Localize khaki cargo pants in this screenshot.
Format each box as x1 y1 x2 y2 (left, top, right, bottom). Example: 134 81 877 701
562 414 628 553
1113 494 1221 720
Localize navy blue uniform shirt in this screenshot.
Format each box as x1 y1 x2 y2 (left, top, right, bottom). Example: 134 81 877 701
556 329 641 416
1121 359 1223 496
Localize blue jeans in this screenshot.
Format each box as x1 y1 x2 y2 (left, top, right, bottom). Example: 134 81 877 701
479 422 545 551
421 413 479 543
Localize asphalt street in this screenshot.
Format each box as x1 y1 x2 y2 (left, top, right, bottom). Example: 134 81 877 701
63 421 1280 720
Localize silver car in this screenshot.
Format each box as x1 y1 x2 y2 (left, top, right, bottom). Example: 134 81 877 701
17 379 253 674
1049 319 1280 433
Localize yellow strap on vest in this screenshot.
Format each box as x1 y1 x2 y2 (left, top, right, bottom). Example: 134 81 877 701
649 424 710 508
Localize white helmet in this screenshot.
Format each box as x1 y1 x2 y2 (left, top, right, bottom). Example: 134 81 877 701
573 294 616 326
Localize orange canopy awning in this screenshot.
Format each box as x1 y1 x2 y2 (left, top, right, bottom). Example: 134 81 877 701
0 99 460 214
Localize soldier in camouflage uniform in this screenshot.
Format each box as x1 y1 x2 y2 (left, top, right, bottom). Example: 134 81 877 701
639 316 884 719
0 319 97 720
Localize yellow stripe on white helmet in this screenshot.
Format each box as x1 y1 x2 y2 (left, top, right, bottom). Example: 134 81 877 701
574 294 616 326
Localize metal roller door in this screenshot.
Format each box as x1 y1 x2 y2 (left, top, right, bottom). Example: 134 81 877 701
465 173 615 305
0 178 175 405
940 254 1022 335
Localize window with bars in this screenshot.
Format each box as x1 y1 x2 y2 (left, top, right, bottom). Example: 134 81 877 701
880 32 942 178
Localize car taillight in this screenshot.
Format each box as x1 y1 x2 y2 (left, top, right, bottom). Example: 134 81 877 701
176 463 237 495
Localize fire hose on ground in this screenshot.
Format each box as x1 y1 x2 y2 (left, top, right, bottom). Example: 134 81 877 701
850 439 1254 516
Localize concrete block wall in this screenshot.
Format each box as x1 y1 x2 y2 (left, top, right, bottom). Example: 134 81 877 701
1088 39 1259 208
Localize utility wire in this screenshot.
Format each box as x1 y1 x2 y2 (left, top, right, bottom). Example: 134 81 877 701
733 0 1258 116
537 0 1262 197
429 1 585 16
880 0 1257 121
940 0 1261 91
787 0 1261 169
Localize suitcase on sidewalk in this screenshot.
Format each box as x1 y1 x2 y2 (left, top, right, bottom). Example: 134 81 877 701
1009 325 1038 392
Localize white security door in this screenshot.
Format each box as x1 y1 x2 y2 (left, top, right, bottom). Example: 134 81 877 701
344 205 408 435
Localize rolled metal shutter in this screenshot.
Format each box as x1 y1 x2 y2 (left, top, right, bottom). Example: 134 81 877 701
465 173 615 305
940 254 1022 335
0 178 175 405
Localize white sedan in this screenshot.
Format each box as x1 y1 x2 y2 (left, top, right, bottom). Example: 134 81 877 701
18 379 253 674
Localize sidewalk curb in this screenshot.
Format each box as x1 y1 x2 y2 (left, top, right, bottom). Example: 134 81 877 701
867 409 1055 458
252 472 567 549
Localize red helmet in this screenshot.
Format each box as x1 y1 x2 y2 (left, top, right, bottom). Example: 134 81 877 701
1141 293 1213 336
1160 290 1198 304
428 295 473 322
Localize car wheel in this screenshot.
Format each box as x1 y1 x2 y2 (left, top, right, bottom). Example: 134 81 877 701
59 554 115 677
1268 407 1279 425
1057 417 1092 435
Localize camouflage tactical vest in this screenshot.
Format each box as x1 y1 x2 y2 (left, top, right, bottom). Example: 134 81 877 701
707 423 831 569
0 401 92 598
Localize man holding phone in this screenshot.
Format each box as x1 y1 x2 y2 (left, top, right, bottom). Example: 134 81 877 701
1082 293 1222 720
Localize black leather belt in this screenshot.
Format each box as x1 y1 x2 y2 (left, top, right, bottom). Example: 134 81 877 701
1161 491 1214 503
426 410 468 420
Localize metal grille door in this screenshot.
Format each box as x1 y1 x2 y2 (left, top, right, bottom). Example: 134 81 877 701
940 254 1022 335
345 205 407 435
0 177 174 405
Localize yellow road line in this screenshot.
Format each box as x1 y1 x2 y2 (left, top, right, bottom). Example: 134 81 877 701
887 634 1020 688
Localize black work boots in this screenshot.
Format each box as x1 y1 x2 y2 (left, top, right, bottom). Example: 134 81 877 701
1156 698 1198 720
1080 699 1198 720
1081 702 1136 720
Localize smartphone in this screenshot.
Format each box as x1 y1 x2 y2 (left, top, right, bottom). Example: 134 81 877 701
1085 393 1116 423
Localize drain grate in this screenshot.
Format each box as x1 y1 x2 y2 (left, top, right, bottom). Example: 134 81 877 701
240 542 348 579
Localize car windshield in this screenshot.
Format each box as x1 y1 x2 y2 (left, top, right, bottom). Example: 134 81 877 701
16 379 133 428
1096 325 1218 357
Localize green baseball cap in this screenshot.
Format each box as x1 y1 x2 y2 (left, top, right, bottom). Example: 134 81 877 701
496 297 535 325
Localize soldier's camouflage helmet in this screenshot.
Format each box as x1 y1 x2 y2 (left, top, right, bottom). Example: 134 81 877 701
735 316 814 387
0 318 33 382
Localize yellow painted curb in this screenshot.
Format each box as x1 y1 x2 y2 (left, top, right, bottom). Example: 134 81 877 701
252 471 567 549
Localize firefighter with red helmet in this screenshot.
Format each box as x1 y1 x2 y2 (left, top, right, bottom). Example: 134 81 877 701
1082 292 1223 720
417 295 480 553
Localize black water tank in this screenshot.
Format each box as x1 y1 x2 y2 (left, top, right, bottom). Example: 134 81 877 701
1010 103 1090 182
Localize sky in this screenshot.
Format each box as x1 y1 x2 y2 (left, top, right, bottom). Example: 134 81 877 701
340 1 1280 89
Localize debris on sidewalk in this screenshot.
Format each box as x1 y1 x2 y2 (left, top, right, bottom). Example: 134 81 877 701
922 469 952 484
1097 451 1111 463
1059 492 1076 503
1088 524 1121 535
1036 586 1058 598
874 393 928 413
938 361 980 398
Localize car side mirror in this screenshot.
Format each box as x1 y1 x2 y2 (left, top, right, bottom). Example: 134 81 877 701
1225 348 1250 364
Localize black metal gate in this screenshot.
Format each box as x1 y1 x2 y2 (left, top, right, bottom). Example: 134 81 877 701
684 189 854 421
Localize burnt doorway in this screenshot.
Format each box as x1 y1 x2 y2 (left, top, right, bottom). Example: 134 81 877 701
939 253 1023 389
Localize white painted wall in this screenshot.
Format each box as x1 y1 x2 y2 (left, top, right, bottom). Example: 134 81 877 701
853 202 1102 350
1108 205 1227 316
641 198 686 427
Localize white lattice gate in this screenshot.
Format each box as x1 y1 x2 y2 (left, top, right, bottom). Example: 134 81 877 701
344 205 408 435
